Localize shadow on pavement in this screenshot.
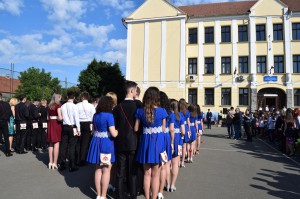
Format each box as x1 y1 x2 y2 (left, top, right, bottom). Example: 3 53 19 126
230 139 300 199
34 150 96 199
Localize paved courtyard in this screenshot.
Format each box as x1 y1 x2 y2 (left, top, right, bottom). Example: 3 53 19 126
1 126 300 199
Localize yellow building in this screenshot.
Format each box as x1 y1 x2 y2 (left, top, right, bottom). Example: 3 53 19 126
125 0 300 112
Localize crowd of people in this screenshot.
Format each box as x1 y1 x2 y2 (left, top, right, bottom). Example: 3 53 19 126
0 81 206 199
225 106 300 156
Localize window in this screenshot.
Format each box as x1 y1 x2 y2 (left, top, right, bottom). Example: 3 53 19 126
189 28 198 44
295 89 300 106
257 56 266 73
274 56 284 73
273 24 283 41
188 58 197 75
205 88 214 105
238 25 248 42
205 57 214 74
221 26 231 42
294 55 300 73
292 23 300 40
239 56 248 73
239 88 249 106
205 27 214 43
221 57 231 74
188 89 197 105
221 88 231 105
256 25 266 41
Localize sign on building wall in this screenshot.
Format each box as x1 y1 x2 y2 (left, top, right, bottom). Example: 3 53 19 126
263 76 278 82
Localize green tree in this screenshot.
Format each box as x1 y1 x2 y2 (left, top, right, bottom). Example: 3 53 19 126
61 86 81 100
15 67 62 100
78 59 126 102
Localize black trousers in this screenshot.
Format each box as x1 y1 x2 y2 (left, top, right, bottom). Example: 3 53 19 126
30 122 39 149
75 122 91 163
59 125 78 168
244 122 252 141
0 120 10 153
38 124 47 148
15 122 27 152
116 150 137 199
207 119 211 129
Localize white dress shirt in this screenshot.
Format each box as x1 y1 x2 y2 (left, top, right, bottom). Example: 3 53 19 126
61 101 80 131
76 100 96 122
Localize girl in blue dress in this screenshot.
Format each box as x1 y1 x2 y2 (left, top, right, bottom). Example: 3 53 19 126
134 87 168 199
179 99 190 168
188 104 198 163
86 96 118 199
196 105 204 154
158 92 173 198
170 99 185 192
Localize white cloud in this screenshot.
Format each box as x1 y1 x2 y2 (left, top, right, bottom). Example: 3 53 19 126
40 0 87 24
0 39 17 55
103 50 126 66
0 0 24 15
98 0 136 17
108 39 127 50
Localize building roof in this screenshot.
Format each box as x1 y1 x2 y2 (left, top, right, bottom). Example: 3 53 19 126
178 0 300 18
0 76 21 93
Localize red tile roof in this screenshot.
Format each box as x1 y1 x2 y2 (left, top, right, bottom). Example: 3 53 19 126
178 0 300 18
0 76 21 93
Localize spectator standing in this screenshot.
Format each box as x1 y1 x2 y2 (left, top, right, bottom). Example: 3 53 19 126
226 107 235 139
243 109 252 142
59 91 81 172
267 113 275 142
233 108 242 140
15 95 29 154
206 109 212 129
76 92 95 166
285 109 296 156
0 93 13 157
28 100 40 151
47 94 62 169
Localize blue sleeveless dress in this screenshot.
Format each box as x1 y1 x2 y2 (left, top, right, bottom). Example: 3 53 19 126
181 110 191 143
173 112 185 157
86 112 116 164
136 108 168 164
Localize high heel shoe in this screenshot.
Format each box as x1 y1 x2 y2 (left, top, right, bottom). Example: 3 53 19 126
48 163 53 170
52 163 58 170
157 192 164 199
170 186 176 192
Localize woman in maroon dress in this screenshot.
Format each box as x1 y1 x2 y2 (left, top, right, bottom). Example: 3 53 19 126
47 94 62 169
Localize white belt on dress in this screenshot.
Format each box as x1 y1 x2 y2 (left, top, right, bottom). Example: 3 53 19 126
190 123 195 126
143 126 162 134
197 121 201 124
184 121 187 125
94 131 109 138
49 116 58 120
174 128 180 134
164 127 169 133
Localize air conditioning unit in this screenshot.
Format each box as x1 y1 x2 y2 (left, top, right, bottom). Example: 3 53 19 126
237 76 244 81
187 74 197 82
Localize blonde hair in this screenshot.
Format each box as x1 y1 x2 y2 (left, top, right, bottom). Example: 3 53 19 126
106 92 117 108
9 98 18 106
49 93 61 110
41 99 47 106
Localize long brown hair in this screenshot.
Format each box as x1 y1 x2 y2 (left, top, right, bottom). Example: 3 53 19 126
142 87 160 124
170 99 180 121
179 98 187 115
188 104 197 118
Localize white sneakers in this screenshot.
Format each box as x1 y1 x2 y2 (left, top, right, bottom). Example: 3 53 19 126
96 196 105 199
158 192 164 199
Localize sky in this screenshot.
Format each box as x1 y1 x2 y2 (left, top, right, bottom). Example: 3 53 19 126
0 0 246 85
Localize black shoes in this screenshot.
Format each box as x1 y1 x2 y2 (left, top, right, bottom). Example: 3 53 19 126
69 167 79 172
5 153 13 157
17 151 28 154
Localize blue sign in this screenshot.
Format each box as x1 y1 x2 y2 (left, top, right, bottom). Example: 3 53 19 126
264 76 278 82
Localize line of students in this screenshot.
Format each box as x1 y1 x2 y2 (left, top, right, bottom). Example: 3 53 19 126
86 82 204 199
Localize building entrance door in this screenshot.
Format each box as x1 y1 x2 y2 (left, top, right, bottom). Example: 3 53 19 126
257 88 286 111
